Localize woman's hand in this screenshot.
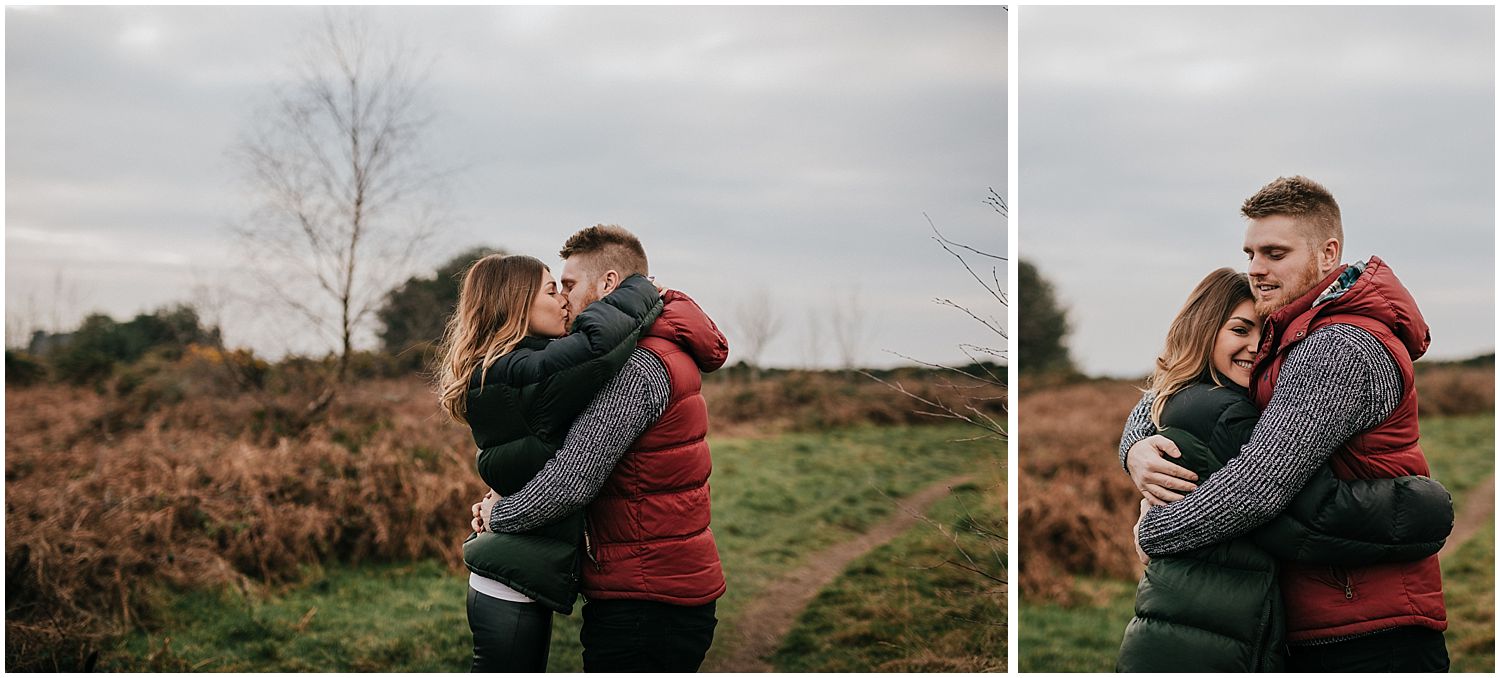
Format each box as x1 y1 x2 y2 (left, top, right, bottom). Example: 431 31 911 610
1133 499 1151 565
649 276 669 296
472 491 498 533
471 496 487 533
476 490 500 533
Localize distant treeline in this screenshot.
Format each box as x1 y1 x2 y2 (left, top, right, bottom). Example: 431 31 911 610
6 247 506 388
8 243 1006 392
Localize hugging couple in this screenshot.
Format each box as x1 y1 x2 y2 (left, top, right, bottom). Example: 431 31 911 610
435 224 728 672
1115 176 1454 672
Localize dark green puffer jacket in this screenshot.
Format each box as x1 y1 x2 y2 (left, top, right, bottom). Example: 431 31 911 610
461 274 662 614
1116 375 1453 673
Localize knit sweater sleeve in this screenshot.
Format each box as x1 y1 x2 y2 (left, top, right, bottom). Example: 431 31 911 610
1137 324 1403 556
486 349 671 533
1118 391 1158 471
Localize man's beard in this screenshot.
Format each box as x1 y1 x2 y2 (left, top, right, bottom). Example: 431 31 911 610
1254 257 1323 318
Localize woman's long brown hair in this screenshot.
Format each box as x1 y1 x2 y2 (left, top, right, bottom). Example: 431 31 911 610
436 254 547 424
1146 268 1255 428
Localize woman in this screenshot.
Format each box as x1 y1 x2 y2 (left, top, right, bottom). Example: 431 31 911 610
435 254 662 672
1115 268 1452 672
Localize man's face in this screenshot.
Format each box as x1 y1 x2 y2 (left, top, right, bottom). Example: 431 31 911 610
1242 214 1332 317
558 254 620 324
558 257 600 323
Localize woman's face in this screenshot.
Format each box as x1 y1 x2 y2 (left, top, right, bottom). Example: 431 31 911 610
526 268 570 338
1212 299 1261 388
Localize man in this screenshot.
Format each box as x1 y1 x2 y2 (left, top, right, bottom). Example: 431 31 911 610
474 223 729 672
1121 176 1447 671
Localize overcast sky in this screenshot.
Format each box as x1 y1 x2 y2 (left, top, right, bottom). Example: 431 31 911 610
1020 5 1493 378
6 6 1006 369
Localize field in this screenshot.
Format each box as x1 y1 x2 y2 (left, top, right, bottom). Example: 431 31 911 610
772 475 1006 672
1017 369 1495 672
5 370 1004 671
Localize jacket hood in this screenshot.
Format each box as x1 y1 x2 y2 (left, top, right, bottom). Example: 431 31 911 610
1271 255 1430 362
644 289 729 373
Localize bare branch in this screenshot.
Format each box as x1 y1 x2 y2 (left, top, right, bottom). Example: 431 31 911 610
984 186 1007 218
926 211 1006 262
881 349 1000 387
926 214 1007 312
233 8 449 414
861 370 1005 438
935 297 1005 338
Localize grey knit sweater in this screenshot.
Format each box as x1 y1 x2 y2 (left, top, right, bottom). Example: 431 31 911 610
487 348 672 533
1119 323 1403 556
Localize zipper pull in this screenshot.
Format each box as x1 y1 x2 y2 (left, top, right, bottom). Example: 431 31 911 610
583 517 602 572
1344 583 1353 600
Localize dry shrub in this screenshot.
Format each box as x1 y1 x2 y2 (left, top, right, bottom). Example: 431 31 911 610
1416 364 1494 417
877 652 1003 672
1018 380 1143 604
703 370 1007 437
6 366 1002 668
6 379 481 670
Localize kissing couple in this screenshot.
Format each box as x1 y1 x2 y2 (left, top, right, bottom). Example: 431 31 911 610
437 224 729 672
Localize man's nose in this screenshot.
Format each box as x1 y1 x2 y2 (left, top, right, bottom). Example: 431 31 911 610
1247 254 1269 277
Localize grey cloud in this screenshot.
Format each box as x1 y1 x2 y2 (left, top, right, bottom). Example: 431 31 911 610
6 5 1006 369
1022 5 1492 377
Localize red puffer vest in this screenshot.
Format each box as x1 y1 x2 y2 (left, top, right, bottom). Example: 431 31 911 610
1250 256 1445 643
581 289 729 605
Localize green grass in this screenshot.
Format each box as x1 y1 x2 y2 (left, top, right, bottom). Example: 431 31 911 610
1018 578 1135 672
1426 414 1495 673
1423 414 1494 501
101 424 995 671
101 561 470 671
1444 521 1496 673
771 477 1005 672
1019 414 1494 672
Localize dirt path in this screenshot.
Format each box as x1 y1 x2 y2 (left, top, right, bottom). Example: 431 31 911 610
1440 474 1494 559
709 474 975 673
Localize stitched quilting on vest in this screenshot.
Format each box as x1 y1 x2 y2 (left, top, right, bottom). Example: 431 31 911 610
581 292 728 605
1250 257 1445 641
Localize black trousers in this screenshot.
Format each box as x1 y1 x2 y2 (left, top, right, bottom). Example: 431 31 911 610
1287 626 1449 673
466 587 553 672
580 599 718 672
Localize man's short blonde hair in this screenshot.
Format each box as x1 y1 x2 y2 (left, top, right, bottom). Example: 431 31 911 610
558 224 649 278
1241 176 1343 248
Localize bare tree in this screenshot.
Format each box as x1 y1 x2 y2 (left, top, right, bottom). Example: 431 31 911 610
828 286 870 372
732 287 784 378
6 269 89 352
866 189 1006 438
800 307 825 370
5 289 40 351
862 188 1009 631
234 9 445 418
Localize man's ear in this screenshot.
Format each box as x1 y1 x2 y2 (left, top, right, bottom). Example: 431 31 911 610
1319 238 1342 275
597 269 622 295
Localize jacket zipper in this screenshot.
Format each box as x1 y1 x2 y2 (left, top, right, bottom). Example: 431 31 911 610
583 517 602 572
1291 568 1401 649
1333 566 1354 600
1295 626 1397 648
